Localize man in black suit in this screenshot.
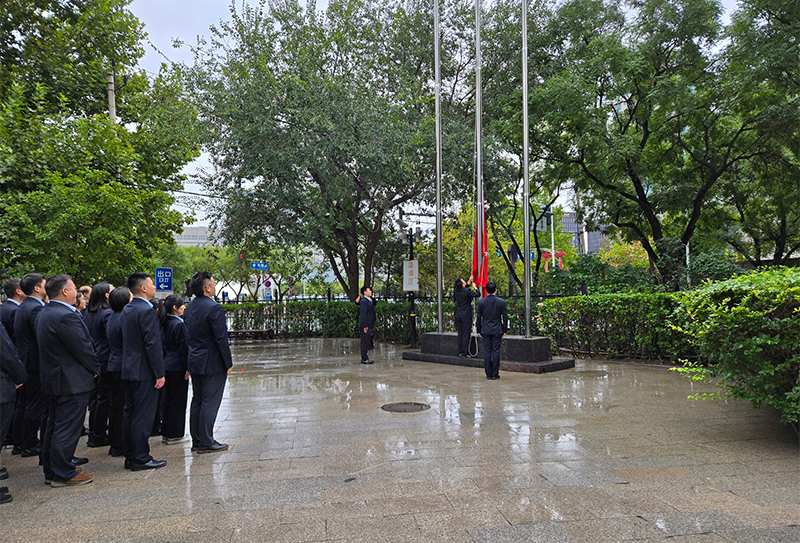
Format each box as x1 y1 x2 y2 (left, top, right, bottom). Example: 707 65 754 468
1 278 24 341
36 274 98 486
1 324 27 503
475 281 508 380
184 271 232 453
1 278 23 451
120 272 166 471
454 276 480 358
11 273 47 458
357 286 376 364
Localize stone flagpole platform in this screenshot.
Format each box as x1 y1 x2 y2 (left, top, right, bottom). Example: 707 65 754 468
402 332 574 373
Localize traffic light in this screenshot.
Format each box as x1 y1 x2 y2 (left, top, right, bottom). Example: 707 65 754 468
237 253 244 267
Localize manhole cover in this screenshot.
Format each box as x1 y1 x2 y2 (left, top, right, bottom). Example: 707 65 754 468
381 402 431 413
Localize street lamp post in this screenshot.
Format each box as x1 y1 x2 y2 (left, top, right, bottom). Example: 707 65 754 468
408 227 417 349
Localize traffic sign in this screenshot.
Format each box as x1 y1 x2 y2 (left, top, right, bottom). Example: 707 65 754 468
155 267 173 292
250 262 269 270
264 280 271 288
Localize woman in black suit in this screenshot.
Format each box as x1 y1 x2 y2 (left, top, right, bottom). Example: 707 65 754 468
85 282 114 447
161 295 190 444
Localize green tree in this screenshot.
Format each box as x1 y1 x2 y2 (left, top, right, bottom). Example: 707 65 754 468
0 1 201 281
184 0 443 301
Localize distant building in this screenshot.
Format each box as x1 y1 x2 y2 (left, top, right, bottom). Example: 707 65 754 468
174 226 213 247
561 212 606 254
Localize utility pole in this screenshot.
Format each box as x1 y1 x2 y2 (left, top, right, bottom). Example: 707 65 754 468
106 59 127 183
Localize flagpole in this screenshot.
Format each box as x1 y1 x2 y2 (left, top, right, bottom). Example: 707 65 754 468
522 0 531 337
434 0 444 333
475 0 484 294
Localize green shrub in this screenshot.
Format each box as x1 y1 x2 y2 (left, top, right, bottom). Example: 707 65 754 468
537 293 691 360
671 267 800 424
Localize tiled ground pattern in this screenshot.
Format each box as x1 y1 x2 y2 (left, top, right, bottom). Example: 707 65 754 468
0 338 797 542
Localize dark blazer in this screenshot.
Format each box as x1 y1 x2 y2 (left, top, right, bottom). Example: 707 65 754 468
185 295 232 375
106 311 123 373
1 324 27 404
36 301 99 396
359 296 376 330
163 315 189 372
475 294 509 336
121 297 165 382
454 286 480 320
14 296 45 374
85 307 113 367
1 299 20 341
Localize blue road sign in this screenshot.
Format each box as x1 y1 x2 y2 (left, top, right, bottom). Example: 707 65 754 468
155 267 173 291
250 262 269 270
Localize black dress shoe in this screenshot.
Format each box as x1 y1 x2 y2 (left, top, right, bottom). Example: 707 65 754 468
360 360 374 365
130 459 166 471
108 448 124 457
21 447 41 458
195 441 228 454
72 457 89 466
0 486 7 493
86 437 109 448
0 492 11 504
81 427 89 436
0 466 7 474
11 447 22 456
124 459 131 470
0 471 7 481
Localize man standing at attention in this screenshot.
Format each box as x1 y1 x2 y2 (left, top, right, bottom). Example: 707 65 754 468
121 272 166 471
184 271 232 453
475 280 508 380
357 286 376 364
12 274 48 458
36 274 98 486
454 276 479 358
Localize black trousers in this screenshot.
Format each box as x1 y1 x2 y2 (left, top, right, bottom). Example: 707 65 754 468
162 370 189 439
456 317 472 356
482 334 503 378
88 368 112 440
189 372 226 449
107 371 124 452
0 400 14 464
12 375 45 449
121 379 158 464
42 391 91 480
360 327 373 361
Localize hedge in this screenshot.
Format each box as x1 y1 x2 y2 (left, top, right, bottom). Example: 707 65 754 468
536 293 692 361
221 296 545 344
671 268 800 424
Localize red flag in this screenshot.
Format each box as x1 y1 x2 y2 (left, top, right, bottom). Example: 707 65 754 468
472 197 488 294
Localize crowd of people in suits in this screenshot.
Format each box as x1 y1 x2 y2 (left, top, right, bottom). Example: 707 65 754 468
0 270 233 503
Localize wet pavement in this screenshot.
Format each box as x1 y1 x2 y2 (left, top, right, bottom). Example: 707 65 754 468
0 338 798 542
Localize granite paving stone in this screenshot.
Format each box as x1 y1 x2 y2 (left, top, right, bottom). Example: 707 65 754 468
0 338 796 542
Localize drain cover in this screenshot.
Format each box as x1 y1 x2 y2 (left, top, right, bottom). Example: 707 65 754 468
381 402 431 413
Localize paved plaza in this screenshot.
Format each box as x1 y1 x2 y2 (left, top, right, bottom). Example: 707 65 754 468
1 338 798 542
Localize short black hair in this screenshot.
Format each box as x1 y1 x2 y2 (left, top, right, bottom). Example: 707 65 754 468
87 282 112 313
164 294 184 315
127 272 151 294
45 274 73 299
20 273 45 296
454 279 463 288
3 277 20 298
109 287 131 312
360 285 371 295
190 271 213 297
485 281 497 294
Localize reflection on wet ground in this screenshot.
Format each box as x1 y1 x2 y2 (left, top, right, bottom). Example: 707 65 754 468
1 338 798 542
